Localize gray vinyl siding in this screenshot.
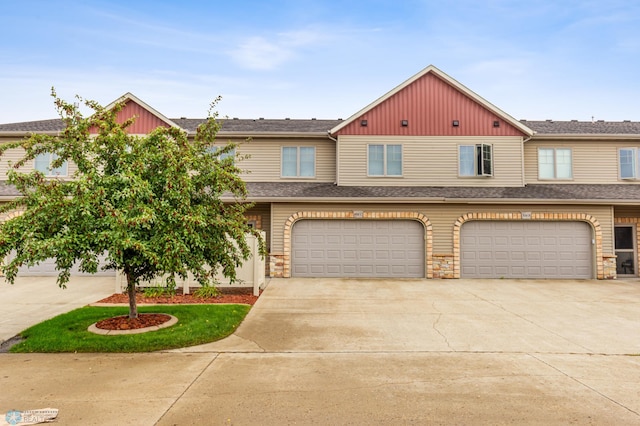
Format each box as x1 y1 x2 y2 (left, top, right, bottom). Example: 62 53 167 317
231 137 336 183
270 203 613 255
337 135 524 187
524 140 640 184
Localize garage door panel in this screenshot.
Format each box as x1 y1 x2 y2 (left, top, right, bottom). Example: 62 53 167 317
292 220 424 278
14 253 116 277
461 221 592 279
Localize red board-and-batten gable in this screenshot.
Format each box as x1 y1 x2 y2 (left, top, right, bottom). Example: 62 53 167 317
90 93 179 134
331 65 533 138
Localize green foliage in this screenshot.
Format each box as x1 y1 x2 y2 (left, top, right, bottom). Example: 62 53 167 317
0 90 265 318
143 284 176 298
194 284 221 298
10 304 251 353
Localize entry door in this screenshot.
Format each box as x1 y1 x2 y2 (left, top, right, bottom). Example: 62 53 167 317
615 225 636 276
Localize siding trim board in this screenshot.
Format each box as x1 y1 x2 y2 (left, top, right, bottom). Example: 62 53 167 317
281 211 433 278
452 212 605 279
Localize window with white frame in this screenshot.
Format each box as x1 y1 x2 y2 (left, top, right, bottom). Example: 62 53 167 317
34 153 67 177
207 145 235 162
368 144 402 176
459 144 493 177
281 146 315 177
538 148 572 179
619 148 640 180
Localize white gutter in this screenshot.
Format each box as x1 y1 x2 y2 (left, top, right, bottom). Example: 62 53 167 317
222 196 640 205
531 134 640 141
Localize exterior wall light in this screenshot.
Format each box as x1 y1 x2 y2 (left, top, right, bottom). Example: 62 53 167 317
452 120 460 127
401 120 409 127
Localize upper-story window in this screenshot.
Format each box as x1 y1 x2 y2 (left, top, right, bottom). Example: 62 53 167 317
459 144 493 177
368 144 402 176
34 153 67 177
207 145 235 162
538 148 572 179
619 148 640 180
282 146 315 177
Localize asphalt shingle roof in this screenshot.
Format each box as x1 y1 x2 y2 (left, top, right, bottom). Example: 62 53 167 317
242 182 640 202
1 181 638 202
523 120 640 135
2 117 640 136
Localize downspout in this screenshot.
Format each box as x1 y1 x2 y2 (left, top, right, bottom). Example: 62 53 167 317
327 131 339 185
521 133 534 186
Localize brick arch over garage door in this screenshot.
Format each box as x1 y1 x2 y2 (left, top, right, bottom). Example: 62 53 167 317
452 212 604 279
283 211 433 278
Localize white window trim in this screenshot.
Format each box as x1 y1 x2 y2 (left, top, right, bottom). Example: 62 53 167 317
280 146 316 178
537 147 573 180
367 144 403 177
458 143 493 177
34 152 68 177
619 147 640 180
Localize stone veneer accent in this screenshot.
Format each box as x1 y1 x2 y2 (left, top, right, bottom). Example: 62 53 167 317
277 211 433 279
432 254 454 279
245 215 262 230
452 212 607 279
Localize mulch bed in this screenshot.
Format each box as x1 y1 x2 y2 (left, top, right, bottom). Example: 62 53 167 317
95 313 172 330
96 287 260 306
95 287 260 331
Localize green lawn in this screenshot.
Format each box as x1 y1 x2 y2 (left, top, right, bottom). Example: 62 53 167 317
11 304 251 353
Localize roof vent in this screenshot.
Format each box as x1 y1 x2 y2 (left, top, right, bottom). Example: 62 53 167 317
546 119 553 122
233 117 239 120
571 119 577 122
259 117 264 120
285 118 290 120
180 117 186 120
624 120 631 122
597 120 604 122
312 118 317 120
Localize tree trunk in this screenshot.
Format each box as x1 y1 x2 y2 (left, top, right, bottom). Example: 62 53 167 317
125 270 138 319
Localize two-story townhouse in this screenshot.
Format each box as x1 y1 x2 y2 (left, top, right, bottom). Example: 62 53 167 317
1 65 640 280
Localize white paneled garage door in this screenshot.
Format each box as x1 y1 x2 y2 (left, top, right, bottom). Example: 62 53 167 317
292 220 425 278
13 254 116 277
461 221 593 279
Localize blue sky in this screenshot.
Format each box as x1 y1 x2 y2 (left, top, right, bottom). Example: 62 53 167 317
1 0 638 123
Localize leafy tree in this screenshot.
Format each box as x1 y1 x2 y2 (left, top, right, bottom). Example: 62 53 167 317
0 91 264 318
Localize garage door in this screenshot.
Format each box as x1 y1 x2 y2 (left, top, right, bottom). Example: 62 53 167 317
461 221 593 279
13 253 116 277
292 220 424 278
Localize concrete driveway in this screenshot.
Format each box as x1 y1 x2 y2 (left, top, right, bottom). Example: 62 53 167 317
0 276 116 343
1 278 639 425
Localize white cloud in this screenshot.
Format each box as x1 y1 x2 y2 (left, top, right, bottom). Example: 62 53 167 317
229 26 332 70
230 36 294 70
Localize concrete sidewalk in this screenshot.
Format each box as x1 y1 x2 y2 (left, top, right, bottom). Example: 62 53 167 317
1 278 639 424
0 276 115 343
